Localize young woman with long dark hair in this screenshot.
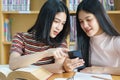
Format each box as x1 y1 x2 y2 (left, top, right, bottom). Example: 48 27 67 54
9 0 71 73
76 0 120 75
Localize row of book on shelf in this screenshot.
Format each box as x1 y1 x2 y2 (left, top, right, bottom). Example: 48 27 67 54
99 0 115 11
69 0 83 11
2 0 30 11
70 15 77 42
69 0 115 11
69 15 77 50
4 18 12 42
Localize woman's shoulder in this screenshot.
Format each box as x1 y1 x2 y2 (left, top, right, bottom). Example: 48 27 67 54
14 32 33 37
111 35 120 43
99 33 120 42
12 32 34 41
58 39 68 48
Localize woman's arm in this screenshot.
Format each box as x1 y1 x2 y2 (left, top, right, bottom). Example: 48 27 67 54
104 67 120 75
41 58 66 73
9 48 68 70
9 50 50 70
80 66 120 75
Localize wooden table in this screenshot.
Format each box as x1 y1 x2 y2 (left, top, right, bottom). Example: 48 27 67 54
48 72 120 80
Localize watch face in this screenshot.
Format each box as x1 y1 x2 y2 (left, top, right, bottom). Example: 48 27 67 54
68 50 83 59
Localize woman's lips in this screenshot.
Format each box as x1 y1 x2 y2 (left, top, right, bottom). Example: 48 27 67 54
85 28 92 33
54 31 59 35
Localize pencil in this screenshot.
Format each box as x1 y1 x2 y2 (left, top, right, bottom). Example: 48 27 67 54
92 75 111 80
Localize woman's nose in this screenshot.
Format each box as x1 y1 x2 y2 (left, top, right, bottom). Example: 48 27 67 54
56 23 62 30
82 21 89 28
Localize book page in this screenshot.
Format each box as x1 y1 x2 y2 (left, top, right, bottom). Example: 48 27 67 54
15 65 42 72
0 65 12 76
54 78 67 80
14 65 53 80
73 72 112 80
6 65 52 80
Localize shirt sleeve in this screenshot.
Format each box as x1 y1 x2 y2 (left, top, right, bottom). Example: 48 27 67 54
10 33 25 55
59 39 68 48
113 36 120 55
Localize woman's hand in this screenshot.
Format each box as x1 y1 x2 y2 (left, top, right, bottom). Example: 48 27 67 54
40 48 69 73
45 48 69 59
41 57 66 73
63 57 85 72
80 66 105 74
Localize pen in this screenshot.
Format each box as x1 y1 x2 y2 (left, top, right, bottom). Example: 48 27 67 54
92 75 111 80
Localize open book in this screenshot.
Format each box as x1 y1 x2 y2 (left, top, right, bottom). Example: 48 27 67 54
0 65 53 80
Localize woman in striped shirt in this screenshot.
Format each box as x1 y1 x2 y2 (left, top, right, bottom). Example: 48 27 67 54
9 0 84 73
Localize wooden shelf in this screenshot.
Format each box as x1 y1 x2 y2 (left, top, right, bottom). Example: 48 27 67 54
69 11 76 15
107 10 120 14
3 41 12 45
70 10 120 15
70 42 75 45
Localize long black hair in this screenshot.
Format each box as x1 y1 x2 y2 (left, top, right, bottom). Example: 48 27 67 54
28 0 70 46
76 0 120 67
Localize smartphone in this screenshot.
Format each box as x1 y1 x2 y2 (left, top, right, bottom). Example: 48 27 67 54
68 50 86 70
68 50 83 59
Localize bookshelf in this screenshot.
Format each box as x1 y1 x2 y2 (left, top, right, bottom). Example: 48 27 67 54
0 0 120 64
0 0 47 64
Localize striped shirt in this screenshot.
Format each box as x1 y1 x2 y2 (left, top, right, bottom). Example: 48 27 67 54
10 32 68 65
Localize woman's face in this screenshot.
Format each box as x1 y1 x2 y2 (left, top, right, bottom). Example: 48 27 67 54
50 12 66 38
78 10 103 37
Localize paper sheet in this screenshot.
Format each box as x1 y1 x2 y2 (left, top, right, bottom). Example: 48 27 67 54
54 72 112 80
54 78 67 80
0 65 12 76
73 72 112 80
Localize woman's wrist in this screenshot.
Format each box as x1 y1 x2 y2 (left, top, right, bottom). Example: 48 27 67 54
63 65 73 72
42 50 50 58
36 50 48 59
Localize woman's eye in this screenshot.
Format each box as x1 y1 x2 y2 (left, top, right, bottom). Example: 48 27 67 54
87 18 92 22
80 21 83 23
87 19 90 21
54 20 59 23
